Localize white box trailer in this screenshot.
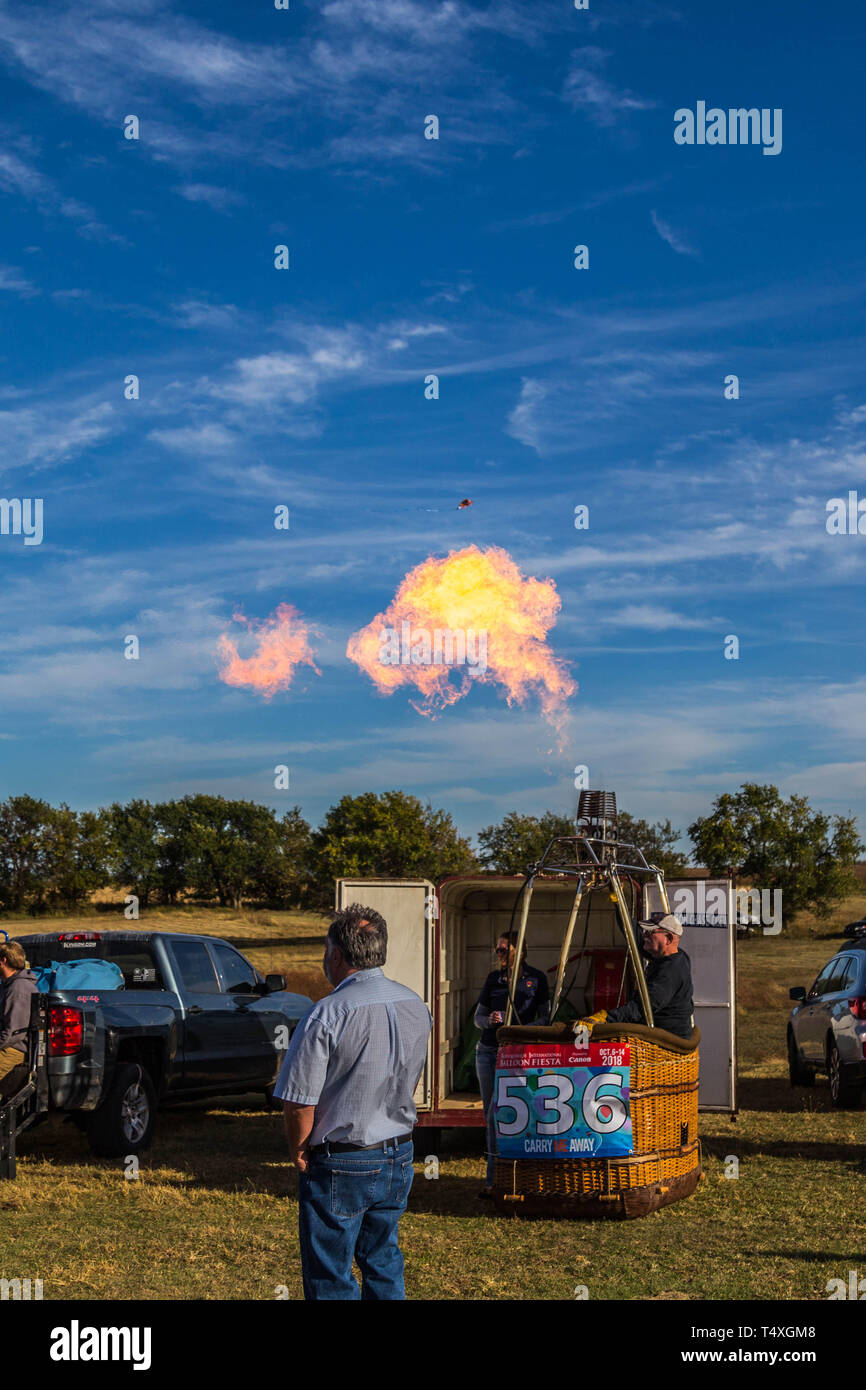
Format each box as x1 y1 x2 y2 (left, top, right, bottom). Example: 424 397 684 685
336 872 737 1140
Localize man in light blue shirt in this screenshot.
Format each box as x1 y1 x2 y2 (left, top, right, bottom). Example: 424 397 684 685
275 902 432 1300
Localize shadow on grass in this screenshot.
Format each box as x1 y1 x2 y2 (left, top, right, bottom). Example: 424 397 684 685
14 1103 498 1214
767 1249 866 1263
734 1075 863 1114
701 1132 866 1165
18 1092 861 1216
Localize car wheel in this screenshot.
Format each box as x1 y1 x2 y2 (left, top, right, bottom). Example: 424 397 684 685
87 1063 157 1157
787 1030 814 1087
827 1039 861 1108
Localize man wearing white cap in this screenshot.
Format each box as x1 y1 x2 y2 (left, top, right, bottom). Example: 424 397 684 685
582 911 694 1039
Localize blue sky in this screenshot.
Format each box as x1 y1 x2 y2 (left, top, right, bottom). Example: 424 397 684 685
1 0 865 851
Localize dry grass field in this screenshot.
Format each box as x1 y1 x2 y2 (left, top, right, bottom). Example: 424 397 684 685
1 896 864 1300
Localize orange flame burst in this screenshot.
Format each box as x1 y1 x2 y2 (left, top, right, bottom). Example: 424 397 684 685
346 545 575 728
216 603 320 699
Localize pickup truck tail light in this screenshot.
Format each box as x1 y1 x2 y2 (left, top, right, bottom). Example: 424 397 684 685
48 1005 83 1056
847 996 866 1021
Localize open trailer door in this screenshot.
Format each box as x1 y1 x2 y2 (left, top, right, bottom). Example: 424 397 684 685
647 877 737 1113
335 878 435 1111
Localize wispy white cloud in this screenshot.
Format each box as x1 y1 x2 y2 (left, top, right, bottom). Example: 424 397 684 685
507 379 550 452
582 177 667 209
650 208 699 258
148 423 238 456
506 348 714 453
562 47 656 127
174 183 245 212
170 299 245 332
0 145 121 242
0 263 38 296
0 0 561 172
0 400 116 470
601 605 711 631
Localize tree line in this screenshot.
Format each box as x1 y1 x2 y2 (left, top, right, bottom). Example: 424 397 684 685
0 784 860 927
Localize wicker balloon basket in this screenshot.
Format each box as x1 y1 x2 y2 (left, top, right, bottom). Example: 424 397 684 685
492 1021 701 1220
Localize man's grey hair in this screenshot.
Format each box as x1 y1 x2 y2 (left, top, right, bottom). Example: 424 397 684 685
328 903 388 969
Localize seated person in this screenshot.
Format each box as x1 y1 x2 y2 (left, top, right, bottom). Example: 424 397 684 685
584 912 694 1040
0 942 38 1095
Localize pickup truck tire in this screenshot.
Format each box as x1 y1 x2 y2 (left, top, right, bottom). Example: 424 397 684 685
86 1063 157 1157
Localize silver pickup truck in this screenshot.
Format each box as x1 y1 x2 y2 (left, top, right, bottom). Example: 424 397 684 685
7 929 313 1161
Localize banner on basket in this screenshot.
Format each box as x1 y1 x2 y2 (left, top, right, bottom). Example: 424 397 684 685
492 1042 632 1159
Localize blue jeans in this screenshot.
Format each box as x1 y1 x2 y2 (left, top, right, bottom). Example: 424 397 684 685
475 1044 499 1187
298 1138 414 1300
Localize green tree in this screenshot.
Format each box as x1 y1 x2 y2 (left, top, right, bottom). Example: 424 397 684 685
688 783 862 928
42 806 112 910
311 791 476 905
153 800 193 905
107 800 161 908
258 807 313 906
0 795 54 912
177 795 283 909
477 811 575 873
615 812 688 877
477 809 688 876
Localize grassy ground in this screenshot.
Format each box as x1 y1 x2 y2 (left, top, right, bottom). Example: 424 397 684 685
2 900 865 1300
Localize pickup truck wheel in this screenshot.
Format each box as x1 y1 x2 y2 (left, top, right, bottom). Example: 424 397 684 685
787 1030 814 1087
827 1039 861 1109
87 1064 157 1157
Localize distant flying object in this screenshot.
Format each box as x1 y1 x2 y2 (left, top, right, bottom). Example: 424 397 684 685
415 497 475 514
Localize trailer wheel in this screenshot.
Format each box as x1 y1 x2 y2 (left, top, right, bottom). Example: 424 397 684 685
86 1063 157 1157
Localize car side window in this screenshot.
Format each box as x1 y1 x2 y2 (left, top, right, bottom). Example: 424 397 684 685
211 944 258 995
825 958 851 993
808 962 837 997
172 940 221 994
838 957 859 992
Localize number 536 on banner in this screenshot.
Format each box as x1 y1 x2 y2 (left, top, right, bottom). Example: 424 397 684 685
493 1046 632 1159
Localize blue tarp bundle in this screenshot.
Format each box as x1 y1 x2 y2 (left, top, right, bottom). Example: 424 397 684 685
35 958 125 992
